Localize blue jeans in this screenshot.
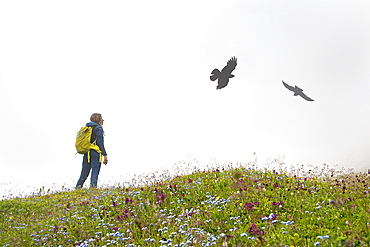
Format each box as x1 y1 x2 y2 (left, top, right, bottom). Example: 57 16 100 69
76 151 101 188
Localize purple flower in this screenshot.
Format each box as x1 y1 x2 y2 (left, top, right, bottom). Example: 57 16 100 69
349 204 354 209
155 194 165 203
248 223 262 236
188 178 193 183
112 226 118 231
273 183 278 188
245 202 254 211
272 201 277 206
112 201 117 207
254 201 259 206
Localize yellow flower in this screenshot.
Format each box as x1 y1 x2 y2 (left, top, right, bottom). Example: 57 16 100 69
294 233 299 237
9 216 13 220
240 203 243 207
216 197 220 200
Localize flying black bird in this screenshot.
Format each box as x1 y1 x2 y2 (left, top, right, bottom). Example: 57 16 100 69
210 56 237 90
282 80 314 101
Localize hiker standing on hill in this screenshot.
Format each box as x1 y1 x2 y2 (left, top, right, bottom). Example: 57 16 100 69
76 113 108 188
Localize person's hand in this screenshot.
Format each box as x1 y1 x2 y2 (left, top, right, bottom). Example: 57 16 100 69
103 156 108 165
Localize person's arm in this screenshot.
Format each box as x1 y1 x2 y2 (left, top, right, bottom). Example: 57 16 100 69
95 127 108 164
95 126 107 156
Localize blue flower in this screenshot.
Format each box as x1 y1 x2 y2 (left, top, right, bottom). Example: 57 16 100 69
240 232 248 237
314 242 320 246
317 236 323 239
324 235 329 239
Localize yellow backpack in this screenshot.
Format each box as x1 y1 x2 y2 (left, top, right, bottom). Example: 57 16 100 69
75 126 102 163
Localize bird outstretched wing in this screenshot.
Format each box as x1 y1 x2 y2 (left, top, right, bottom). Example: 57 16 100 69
299 92 314 101
282 80 295 92
221 56 237 74
217 78 229 90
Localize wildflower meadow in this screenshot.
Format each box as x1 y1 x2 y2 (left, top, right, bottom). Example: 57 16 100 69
1 159 370 246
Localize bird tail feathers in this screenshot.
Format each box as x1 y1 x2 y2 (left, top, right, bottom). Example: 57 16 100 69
210 74 219 81
210 69 220 81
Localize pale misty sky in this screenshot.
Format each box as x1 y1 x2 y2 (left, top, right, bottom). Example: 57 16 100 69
1 1 370 197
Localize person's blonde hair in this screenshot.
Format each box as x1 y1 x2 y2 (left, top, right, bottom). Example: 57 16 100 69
90 113 102 126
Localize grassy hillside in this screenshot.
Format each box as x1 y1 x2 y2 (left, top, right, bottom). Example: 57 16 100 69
1 162 370 246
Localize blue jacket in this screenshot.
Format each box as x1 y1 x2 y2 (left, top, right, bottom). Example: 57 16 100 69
86 122 107 156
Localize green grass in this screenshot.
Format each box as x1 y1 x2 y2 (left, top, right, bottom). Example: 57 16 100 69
1 161 370 247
